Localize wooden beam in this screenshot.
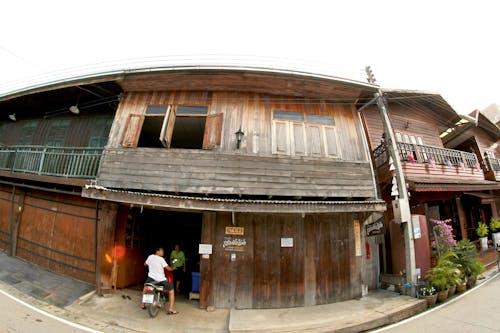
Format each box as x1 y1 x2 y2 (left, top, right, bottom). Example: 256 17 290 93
456 197 468 240
10 190 25 256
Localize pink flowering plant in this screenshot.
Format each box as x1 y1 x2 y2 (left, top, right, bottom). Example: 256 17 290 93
431 219 457 258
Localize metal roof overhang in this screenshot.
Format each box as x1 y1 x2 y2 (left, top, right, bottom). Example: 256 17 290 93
82 186 386 214
408 177 500 192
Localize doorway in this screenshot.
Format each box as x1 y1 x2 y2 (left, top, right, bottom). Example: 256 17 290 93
127 208 202 295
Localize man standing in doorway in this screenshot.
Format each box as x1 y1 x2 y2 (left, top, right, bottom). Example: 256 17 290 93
141 247 178 314
170 244 186 294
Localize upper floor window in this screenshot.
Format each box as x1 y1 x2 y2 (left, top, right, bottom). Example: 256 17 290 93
121 105 223 149
272 110 339 158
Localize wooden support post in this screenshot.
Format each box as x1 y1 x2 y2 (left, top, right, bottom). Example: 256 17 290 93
491 202 498 218
200 212 216 308
10 191 25 257
456 197 468 240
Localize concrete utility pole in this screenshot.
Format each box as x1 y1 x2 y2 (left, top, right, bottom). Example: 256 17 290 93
366 67 417 296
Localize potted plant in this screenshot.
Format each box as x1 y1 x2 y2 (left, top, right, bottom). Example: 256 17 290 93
419 285 437 307
490 217 500 248
426 252 459 302
455 277 467 293
476 222 489 250
451 239 485 289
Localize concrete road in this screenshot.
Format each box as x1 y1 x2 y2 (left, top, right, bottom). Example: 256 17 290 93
0 288 98 333
377 273 500 332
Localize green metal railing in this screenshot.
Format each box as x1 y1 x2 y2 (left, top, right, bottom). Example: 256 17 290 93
0 145 103 179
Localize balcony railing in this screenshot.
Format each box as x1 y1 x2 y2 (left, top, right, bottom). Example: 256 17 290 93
483 154 500 172
0 145 103 179
373 142 478 169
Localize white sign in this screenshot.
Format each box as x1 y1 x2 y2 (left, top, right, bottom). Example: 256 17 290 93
199 243 213 255
411 215 422 239
281 238 293 248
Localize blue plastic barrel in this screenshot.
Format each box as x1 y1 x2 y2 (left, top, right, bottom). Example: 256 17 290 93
191 272 200 293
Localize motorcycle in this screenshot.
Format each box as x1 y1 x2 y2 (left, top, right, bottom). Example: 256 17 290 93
142 281 169 317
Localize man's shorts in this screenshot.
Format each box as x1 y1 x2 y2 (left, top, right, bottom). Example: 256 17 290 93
145 277 174 291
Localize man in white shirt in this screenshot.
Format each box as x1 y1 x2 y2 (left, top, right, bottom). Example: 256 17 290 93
141 247 178 314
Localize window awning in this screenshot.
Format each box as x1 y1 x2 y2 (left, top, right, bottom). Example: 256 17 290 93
407 176 500 192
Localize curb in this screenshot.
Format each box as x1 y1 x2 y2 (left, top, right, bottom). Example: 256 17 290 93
370 269 500 332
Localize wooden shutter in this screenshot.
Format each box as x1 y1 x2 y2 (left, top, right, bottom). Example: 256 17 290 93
159 106 172 147
291 123 306 156
203 113 224 149
323 125 340 157
121 114 144 147
160 108 176 148
273 120 290 154
307 124 323 156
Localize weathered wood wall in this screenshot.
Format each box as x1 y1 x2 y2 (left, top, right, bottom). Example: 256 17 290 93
200 212 363 309
0 113 113 147
107 91 368 161
0 185 117 285
98 148 375 198
362 105 444 150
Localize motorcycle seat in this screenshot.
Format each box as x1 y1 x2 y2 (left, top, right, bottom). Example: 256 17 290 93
145 282 164 291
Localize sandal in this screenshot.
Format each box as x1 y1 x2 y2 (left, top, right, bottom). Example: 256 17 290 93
167 310 179 315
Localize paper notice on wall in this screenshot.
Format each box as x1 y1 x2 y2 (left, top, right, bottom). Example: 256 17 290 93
199 244 213 255
281 238 293 248
354 220 362 256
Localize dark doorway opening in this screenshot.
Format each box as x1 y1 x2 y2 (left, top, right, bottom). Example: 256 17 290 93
170 116 206 149
135 209 203 294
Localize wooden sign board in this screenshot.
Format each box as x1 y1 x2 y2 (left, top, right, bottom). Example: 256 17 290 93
354 220 362 256
225 226 244 235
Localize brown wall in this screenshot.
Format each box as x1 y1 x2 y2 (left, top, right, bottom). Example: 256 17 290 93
200 212 363 309
362 105 444 150
108 91 368 161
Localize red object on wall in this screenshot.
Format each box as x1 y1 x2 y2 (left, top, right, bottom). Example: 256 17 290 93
365 241 371 260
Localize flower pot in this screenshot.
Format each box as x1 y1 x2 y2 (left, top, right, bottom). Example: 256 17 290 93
456 283 466 293
466 276 477 289
492 232 500 248
448 284 456 297
437 289 449 302
419 294 438 307
479 237 488 251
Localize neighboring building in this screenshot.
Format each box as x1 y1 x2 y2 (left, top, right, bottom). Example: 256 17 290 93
1 66 385 309
480 103 500 128
441 109 500 231
361 90 500 278
0 82 122 285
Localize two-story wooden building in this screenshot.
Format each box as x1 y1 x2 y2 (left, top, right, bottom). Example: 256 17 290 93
361 89 500 277
1 66 385 309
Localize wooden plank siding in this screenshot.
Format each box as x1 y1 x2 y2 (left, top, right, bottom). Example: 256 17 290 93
98 148 375 198
203 212 361 309
101 90 376 199
362 105 443 150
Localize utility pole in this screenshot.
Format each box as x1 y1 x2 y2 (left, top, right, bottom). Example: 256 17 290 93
366 66 417 296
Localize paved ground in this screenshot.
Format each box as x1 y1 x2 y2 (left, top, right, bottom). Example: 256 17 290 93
1 248 497 333
373 272 500 333
0 251 94 307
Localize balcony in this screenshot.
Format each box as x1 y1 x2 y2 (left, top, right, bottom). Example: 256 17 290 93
373 142 485 183
0 145 103 179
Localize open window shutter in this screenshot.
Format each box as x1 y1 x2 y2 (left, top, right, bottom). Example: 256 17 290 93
273 120 290 154
159 106 172 147
323 125 340 157
203 113 223 149
160 107 176 148
121 114 144 147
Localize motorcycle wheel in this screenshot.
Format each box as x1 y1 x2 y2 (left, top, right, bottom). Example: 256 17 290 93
147 302 161 318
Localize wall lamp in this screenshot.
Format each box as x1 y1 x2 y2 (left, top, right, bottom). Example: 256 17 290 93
8 113 16 121
235 127 245 149
69 105 80 114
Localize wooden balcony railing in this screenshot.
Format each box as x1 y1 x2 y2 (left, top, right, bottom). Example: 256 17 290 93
373 142 478 169
0 145 103 179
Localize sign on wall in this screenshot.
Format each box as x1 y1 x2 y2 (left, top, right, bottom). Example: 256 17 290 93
354 220 362 256
366 218 384 236
199 243 213 255
223 236 247 252
225 226 244 235
281 238 293 247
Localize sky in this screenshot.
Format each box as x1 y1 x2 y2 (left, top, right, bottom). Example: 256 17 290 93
0 0 498 114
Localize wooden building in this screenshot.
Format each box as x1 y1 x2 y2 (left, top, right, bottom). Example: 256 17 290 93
0 82 122 288
361 90 500 277
1 66 385 309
